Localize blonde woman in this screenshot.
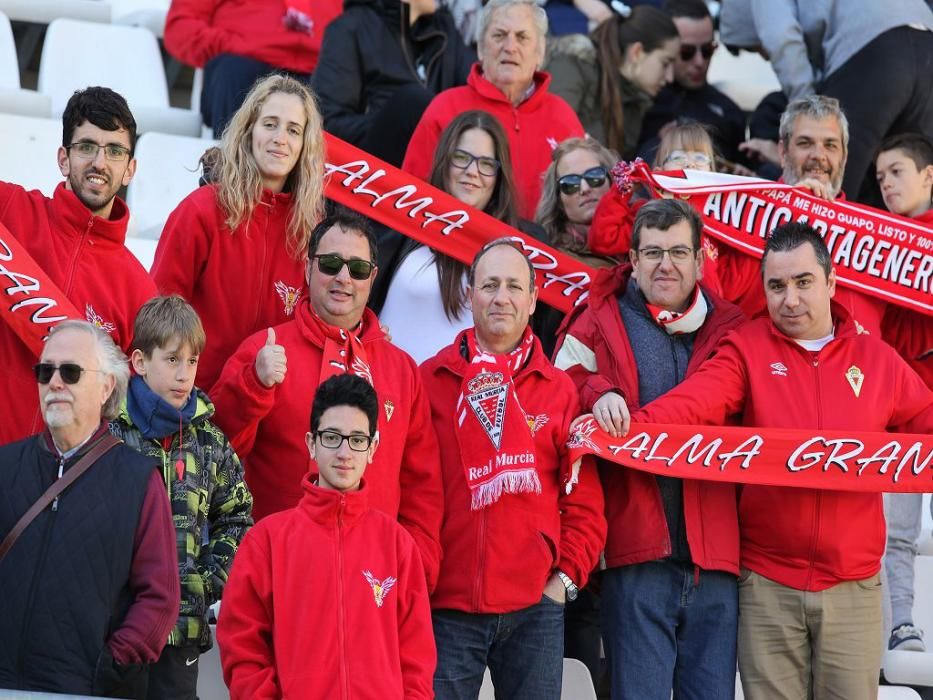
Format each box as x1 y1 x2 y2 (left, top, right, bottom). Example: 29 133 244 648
153 74 325 392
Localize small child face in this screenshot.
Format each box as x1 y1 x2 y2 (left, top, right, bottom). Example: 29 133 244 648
306 405 377 493
876 148 933 218
131 339 199 410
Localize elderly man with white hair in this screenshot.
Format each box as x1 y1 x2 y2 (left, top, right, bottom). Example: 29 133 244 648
403 0 585 219
0 320 178 699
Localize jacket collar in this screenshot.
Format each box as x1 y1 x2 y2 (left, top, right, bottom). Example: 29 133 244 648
766 299 862 346
40 421 113 460
51 182 130 247
298 475 369 528
296 301 386 349
466 62 554 110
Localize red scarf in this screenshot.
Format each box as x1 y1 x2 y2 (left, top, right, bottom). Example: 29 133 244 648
283 0 314 34
300 304 373 386
645 286 709 335
455 327 540 509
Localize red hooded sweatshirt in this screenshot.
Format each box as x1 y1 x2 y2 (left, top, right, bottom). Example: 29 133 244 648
402 63 585 219
151 185 307 394
218 478 436 700
420 331 606 613
164 0 342 73
631 305 933 590
0 181 156 443
210 301 443 590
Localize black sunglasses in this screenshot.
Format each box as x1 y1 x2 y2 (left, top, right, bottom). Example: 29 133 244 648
557 167 609 196
33 362 100 385
312 253 376 281
680 42 716 61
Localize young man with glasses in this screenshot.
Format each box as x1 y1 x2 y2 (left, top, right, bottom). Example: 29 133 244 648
0 86 157 445
211 209 444 591
554 198 746 700
218 373 436 699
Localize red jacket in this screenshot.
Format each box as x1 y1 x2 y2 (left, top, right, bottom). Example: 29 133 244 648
0 181 156 443
632 306 933 591
218 478 435 700
163 0 342 73
420 331 606 613
211 301 443 590
151 185 307 394
554 265 746 574
402 64 584 219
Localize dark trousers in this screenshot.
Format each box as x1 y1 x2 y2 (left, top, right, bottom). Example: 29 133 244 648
201 53 311 138
146 645 199 700
564 584 602 686
821 26 933 206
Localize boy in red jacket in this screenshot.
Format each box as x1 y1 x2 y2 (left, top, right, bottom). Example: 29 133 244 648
217 374 435 700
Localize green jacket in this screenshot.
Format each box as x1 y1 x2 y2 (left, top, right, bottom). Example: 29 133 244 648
110 389 253 650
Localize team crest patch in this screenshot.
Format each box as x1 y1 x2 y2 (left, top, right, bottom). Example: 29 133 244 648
845 365 864 398
384 400 395 422
85 304 115 333
363 570 397 608
274 281 302 316
526 413 549 435
466 372 508 450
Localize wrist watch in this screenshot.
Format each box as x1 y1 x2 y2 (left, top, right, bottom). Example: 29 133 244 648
557 570 579 602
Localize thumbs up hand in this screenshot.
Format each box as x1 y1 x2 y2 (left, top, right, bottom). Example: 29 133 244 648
255 327 287 388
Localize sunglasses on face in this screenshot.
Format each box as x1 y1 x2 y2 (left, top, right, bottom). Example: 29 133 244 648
450 149 501 177
316 430 373 452
312 254 375 281
679 42 716 62
558 167 609 196
33 362 100 385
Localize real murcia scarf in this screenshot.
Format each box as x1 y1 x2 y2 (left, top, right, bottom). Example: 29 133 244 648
646 286 709 335
299 303 374 387
456 327 540 510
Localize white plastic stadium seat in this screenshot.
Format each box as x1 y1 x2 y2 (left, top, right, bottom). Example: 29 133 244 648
882 555 933 686
706 41 782 113
126 131 217 238
110 0 170 38
38 18 201 136
0 0 111 26
878 686 923 699
0 113 64 196
0 10 52 117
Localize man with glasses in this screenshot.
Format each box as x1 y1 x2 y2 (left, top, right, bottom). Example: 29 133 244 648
554 198 746 700
0 320 178 697
218 373 436 698
0 86 157 444
639 0 747 167
211 208 443 591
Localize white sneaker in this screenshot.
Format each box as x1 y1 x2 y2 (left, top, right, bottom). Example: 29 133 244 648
889 623 926 652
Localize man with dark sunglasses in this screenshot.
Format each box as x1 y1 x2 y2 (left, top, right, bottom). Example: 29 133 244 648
638 0 747 166
0 87 157 445
0 320 179 697
211 208 444 592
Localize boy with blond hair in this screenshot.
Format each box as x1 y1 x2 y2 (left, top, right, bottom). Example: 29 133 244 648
110 295 253 699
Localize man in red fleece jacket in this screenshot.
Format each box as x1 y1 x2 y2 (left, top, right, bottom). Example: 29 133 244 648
218 374 435 700
211 209 443 591
625 223 933 700
0 87 157 445
420 239 605 699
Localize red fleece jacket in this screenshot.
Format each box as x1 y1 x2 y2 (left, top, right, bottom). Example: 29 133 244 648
420 331 606 613
402 64 584 219
164 0 342 73
152 185 307 394
631 305 933 590
0 181 156 444
218 478 435 700
210 302 443 590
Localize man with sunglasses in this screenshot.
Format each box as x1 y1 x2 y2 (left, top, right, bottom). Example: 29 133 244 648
554 199 746 700
211 209 443 591
0 86 157 445
0 320 179 697
639 0 747 167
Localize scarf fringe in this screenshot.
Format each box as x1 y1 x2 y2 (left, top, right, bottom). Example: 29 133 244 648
470 468 542 510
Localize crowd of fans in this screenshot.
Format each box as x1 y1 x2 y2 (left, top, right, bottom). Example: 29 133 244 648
0 0 932 699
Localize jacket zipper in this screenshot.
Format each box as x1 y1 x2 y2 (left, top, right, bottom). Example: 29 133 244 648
252 205 270 329
805 354 823 590
336 497 350 700
472 509 487 610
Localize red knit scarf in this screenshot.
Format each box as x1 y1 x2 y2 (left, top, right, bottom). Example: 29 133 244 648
283 0 314 33
301 305 373 386
645 286 709 335
456 327 540 509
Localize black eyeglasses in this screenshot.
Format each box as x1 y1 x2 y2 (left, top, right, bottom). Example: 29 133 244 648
312 254 376 280
679 42 716 62
67 141 131 162
450 149 500 177
33 362 102 385
557 167 609 196
316 430 373 452
637 246 696 263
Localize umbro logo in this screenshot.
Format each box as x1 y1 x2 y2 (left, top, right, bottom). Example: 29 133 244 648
770 362 788 377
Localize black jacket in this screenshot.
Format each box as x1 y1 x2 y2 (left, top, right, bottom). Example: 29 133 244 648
312 0 475 146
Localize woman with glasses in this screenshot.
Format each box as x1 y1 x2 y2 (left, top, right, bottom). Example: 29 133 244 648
373 109 526 363
152 74 325 393
546 4 680 158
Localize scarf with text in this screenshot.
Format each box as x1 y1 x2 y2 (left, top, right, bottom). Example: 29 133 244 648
300 303 374 387
647 286 709 335
456 327 540 509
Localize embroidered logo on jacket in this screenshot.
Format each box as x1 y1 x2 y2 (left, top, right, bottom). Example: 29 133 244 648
845 365 864 398
363 570 397 608
85 304 115 333
384 400 395 422
274 281 301 316
770 362 788 377
526 413 549 435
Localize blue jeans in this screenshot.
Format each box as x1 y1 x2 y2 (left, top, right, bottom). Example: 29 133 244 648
602 561 737 700
433 596 565 700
